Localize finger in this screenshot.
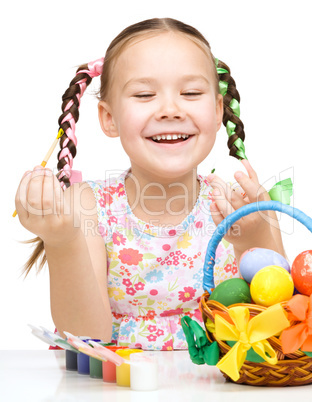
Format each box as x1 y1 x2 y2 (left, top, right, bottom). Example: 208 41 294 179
241 159 259 182
232 185 248 200
210 202 225 227
234 170 269 204
15 170 32 220
42 169 57 216
208 174 244 213
210 202 241 239
212 187 236 218
27 166 45 217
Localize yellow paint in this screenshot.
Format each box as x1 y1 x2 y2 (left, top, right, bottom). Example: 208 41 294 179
116 349 143 387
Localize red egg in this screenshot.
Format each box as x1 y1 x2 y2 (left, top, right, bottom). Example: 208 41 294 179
291 250 312 296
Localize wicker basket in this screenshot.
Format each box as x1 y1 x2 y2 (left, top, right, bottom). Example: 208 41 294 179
201 200 312 386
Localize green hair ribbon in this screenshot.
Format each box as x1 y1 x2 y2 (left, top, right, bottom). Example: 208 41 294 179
215 58 247 160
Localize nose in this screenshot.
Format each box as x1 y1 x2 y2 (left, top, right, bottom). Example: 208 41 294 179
155 95 186 121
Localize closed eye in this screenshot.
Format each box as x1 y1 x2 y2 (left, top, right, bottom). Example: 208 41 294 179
182 92 203 96
133 94 155 98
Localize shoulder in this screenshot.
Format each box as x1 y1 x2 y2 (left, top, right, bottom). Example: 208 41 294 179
63 182 97 215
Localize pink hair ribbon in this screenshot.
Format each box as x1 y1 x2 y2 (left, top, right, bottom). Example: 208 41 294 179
58 57 104 186
78 57 104 78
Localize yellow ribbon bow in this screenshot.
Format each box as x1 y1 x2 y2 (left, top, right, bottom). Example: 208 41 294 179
215 304 290 381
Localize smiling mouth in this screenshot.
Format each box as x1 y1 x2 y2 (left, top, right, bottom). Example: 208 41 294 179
149 134 192 144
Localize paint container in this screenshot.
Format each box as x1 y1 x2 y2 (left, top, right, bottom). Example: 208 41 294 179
116 349 143 387
77 352 90 375
89 342 114 379
65 350 78 371
102 346 128 383
130 353 158 391
77 338 101 375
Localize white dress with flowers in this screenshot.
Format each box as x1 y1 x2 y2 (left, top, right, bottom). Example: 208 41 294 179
87 169 238 350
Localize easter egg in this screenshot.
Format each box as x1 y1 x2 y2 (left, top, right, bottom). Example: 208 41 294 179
291 250 312 296
209 278 251 306
250 265 294 307
239 247 290 283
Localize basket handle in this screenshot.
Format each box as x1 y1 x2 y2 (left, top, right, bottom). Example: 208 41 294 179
203 200 312 293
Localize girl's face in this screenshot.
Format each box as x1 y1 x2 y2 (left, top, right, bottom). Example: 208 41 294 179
99 32 223 180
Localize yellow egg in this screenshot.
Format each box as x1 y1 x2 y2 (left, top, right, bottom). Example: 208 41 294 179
250 265 294 307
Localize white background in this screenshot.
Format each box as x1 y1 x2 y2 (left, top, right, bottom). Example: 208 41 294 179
1 0 311 349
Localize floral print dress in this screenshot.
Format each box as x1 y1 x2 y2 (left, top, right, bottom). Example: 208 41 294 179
87 169 238 350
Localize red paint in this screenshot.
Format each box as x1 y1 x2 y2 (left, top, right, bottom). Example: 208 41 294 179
102 346 128 383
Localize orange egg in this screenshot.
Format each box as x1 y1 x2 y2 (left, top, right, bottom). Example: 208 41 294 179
291 250 312 296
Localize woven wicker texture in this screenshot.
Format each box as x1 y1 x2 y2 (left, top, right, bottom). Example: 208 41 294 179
201 292 312 386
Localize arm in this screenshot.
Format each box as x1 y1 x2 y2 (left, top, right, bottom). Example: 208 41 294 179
15 167 112 340
46 183 112 340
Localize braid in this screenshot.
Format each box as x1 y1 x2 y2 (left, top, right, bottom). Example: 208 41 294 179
56 58 104 188
56 66 92 188
216 59 247 160
22 59 104 276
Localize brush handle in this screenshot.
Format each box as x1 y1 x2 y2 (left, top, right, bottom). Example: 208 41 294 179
12 137 60 217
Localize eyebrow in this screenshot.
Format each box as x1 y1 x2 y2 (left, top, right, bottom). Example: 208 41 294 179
180 74 211 85
123 74 210 90
123 78 155 90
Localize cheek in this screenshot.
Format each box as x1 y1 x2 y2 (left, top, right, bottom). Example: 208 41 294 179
193 108 217 132
205 101 220 129
118 103 150 135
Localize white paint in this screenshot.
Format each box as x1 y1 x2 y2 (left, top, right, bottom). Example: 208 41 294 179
130 353 159 391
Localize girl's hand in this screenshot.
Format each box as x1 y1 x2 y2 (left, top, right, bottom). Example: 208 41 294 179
15 166 80 246
208 160 279 256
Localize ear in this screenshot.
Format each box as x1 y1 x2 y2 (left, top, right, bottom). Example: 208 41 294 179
98 101 119 138
216 94 223 131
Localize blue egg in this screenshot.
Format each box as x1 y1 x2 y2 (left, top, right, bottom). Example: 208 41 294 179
239 247 290 283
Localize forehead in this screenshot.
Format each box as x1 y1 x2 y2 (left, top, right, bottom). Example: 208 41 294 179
113 32 214 82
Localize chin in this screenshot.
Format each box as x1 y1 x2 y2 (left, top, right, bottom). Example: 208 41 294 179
154 165 197 180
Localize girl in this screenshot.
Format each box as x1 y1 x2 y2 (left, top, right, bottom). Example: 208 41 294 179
15 18 284 350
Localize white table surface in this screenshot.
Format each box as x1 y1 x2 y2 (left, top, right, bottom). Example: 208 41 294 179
1 350 312 401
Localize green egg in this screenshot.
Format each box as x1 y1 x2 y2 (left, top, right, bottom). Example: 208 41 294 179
209 278 251 306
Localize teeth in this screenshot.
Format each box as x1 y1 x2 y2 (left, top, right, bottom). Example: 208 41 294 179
151 134 190 141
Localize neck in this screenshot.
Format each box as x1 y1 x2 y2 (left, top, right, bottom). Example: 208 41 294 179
124 165 200 226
